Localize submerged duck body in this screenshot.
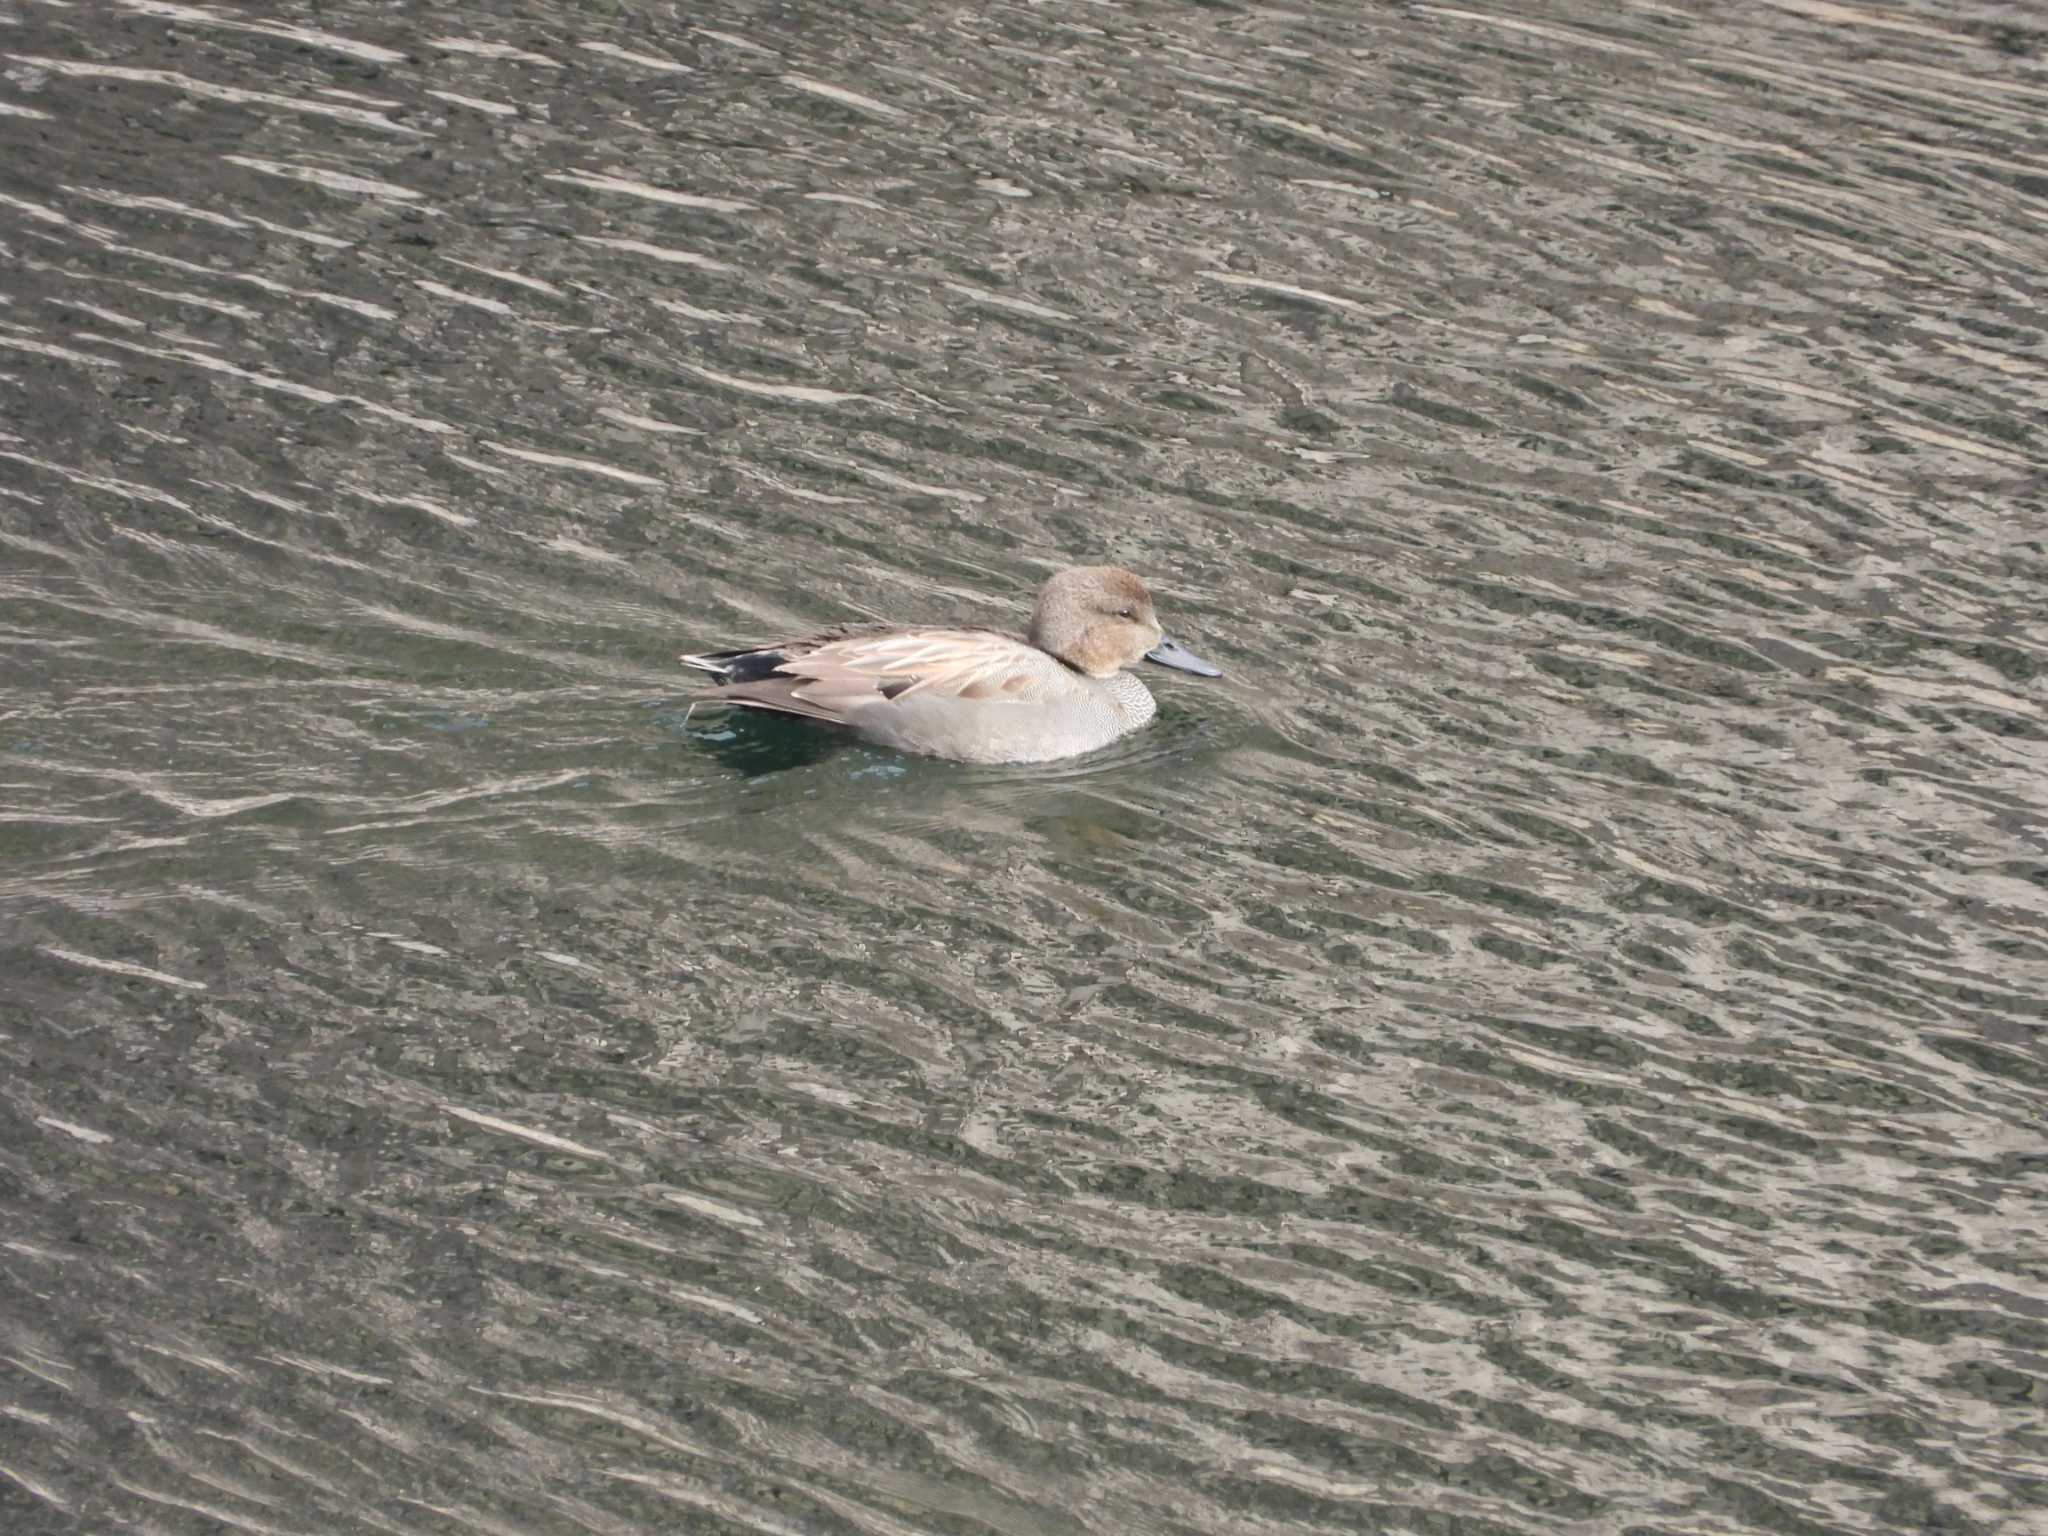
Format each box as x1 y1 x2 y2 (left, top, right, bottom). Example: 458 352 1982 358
683 566 1221 763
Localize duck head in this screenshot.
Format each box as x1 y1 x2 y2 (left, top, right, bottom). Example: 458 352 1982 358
1028 566 1223 679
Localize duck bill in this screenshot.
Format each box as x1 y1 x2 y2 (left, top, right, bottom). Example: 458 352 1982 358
1144 636 1223 677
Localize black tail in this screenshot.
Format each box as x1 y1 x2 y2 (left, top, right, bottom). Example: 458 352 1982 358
681 645 789 685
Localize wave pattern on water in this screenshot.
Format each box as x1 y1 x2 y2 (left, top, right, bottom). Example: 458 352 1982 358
3 2 2046 1534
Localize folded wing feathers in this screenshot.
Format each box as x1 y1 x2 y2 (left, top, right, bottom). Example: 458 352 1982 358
688 628 1036 723
788 630 1022 709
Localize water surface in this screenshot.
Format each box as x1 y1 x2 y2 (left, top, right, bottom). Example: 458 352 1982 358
3 2 2045 1533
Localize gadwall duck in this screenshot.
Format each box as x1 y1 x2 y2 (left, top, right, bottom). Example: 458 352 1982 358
683 566 1221 763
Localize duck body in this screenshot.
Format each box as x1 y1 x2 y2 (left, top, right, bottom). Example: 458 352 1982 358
683 567 1219 764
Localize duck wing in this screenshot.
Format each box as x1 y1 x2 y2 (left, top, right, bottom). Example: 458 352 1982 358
685 627 1044 725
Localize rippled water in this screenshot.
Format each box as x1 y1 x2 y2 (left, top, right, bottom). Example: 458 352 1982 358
4 2 2046 1532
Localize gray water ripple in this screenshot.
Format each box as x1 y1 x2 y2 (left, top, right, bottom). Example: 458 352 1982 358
6 0 2048 1534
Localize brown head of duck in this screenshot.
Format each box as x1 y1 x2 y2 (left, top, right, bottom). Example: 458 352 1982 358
1026 566 1222 679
